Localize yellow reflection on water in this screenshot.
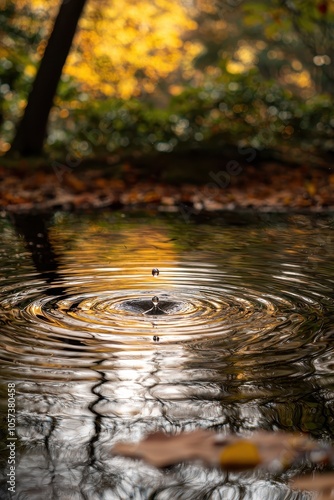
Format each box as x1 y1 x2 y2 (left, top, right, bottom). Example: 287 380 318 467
50 220 179 291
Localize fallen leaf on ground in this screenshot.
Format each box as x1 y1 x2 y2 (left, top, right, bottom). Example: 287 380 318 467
63 172 87 193
1 160 334 212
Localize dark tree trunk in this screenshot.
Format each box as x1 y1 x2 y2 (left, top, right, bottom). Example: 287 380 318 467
10 212 66 296
11 0 87 156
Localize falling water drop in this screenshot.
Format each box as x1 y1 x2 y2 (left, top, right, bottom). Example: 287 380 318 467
152 268 159 277
143 297 164 315
152 296 159 308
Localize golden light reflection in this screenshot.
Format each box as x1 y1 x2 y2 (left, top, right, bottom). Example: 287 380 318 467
50 220 179 289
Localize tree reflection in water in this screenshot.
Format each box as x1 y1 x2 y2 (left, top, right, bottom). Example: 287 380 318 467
0 212 333 499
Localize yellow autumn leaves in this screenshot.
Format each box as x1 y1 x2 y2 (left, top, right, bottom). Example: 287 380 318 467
13 0 201 98
73 0 201 97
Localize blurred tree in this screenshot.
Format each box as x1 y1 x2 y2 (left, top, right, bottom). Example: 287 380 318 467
6 0 199 156
11 0 87 156
190 0 334 95
280 0 334 93
1 0 333 159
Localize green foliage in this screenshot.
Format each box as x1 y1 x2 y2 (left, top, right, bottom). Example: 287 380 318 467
0 0 334 160
42 68 334 161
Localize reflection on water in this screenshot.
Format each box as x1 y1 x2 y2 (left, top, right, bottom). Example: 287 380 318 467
0 211 334 499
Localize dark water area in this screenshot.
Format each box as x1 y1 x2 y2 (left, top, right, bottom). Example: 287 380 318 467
0 210 334 499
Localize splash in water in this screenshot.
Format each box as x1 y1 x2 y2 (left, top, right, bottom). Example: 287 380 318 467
152 296 159 308
143 295 167 315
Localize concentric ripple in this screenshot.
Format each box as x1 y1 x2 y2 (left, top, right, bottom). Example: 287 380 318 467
1 212 334 384
0 261 333 376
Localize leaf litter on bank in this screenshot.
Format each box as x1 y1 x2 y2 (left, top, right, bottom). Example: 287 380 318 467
1 160 334 212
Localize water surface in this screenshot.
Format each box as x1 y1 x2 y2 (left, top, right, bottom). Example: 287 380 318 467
0 210 334 499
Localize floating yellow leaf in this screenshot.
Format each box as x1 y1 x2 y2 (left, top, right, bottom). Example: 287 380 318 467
219 440 262 471
111 430 321 470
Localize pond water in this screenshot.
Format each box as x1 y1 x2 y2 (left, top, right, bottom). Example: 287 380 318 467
0 210 334 499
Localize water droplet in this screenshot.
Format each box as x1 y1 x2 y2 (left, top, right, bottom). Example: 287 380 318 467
152 296 159 307
152 268 159 277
